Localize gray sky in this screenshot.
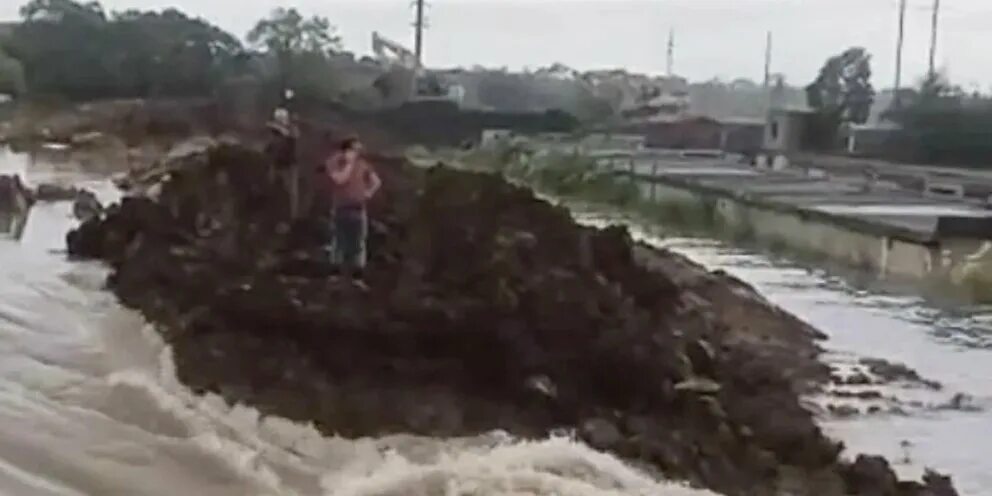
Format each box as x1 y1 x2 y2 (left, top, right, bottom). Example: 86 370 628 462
2 0 990 89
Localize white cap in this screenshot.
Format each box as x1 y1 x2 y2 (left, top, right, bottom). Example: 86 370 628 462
272 108 290 127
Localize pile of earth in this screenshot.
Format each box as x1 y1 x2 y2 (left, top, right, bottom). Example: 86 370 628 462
67 144 956 496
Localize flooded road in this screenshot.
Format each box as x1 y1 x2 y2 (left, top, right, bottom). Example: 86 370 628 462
0 147 713 496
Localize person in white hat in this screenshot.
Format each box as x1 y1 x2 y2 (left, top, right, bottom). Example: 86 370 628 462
265 107 300 218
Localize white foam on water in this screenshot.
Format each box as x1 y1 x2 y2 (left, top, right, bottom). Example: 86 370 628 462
101 318 714 496
323 436 710 496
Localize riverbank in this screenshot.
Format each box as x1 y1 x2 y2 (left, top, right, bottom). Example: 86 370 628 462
472 145 992 303
66 141 957 495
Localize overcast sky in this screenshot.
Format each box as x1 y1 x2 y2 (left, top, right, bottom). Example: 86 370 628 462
2 0 990 89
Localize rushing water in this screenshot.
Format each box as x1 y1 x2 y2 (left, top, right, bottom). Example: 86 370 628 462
593 213 992 496
566 203 992 495
0 147 715 496
664 238 992 496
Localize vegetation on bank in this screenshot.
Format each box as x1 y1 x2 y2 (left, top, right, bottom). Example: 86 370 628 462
884 74 992 167
470 147 715 232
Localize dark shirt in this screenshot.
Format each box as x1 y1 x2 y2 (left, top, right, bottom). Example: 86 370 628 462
266 129 297 169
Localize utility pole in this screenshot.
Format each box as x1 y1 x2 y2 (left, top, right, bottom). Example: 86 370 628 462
894 0 907 98
413 0 426 67
666 28 675 77
892 0 907 108
928 0 941 78
763 31 773 88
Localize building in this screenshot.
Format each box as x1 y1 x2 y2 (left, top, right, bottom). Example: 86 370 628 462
719 117 766 154
764 108 814 153
842 121 902 157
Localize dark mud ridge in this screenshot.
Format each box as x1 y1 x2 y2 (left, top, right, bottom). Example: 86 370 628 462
67 145 956 496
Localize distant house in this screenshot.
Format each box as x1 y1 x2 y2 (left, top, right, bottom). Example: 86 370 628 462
718 117 766 154
764 108 815 153
842 121 902 156
615 116 723 149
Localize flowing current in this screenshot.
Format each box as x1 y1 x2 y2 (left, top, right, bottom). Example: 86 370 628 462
1 148 989 495
0 147 713 496
576 208 992 496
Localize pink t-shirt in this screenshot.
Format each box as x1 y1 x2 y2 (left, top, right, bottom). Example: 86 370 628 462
326 153 376 208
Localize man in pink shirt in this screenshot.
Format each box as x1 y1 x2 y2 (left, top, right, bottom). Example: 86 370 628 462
326 136 381 286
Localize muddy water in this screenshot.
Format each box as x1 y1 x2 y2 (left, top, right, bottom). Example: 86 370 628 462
0 148 714 496
566 205 992 495
622 224 992 495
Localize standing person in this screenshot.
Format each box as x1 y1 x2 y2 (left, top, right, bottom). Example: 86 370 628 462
265 107 301 218
326 136 381 288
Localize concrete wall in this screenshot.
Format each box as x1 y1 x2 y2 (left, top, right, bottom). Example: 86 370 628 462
631 175 974 281
764 111 806 153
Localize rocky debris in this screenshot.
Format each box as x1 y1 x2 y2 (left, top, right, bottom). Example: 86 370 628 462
860 358 943 390
581 417 623 450
843 456 961 496
30 183 103 220
922 469 960 496
844 371 875 386
72 190 103 222
0 174 33 212
34 183 80 202
69 131 111 148
828 404 861 418
0 174 32 239
843 455 900 495
67 144 957 495
935 393 983 413
832 390 884 400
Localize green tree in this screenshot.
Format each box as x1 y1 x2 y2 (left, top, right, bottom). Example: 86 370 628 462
886 72 992 166
19 0 106 23
247 8 340 55
805 47 876 149
108 8 242 97
5 0 242 100
806 47 875 124
247 8 342 101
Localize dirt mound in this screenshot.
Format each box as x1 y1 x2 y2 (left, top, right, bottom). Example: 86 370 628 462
67 145 956 495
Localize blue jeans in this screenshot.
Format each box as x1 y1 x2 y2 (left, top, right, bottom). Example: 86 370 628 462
330 206 367 271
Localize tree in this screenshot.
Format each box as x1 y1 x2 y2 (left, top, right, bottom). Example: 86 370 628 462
5 0 243 99
804 47 876 150
806 47 875 124
247 8 342 101
247 8 340 57
19 0 106 23
884 72 992 166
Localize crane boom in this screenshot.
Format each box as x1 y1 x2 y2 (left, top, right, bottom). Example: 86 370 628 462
372 32 418 69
